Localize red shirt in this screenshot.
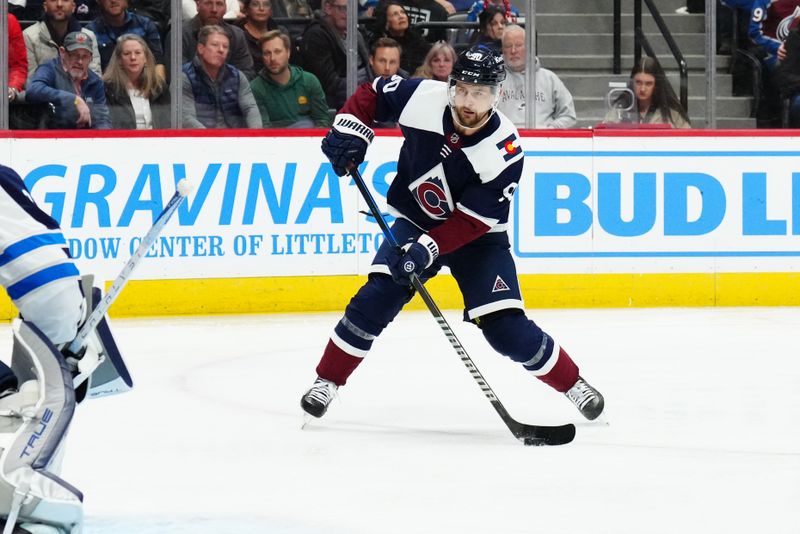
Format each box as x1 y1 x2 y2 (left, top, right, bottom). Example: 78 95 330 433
7 14 28 92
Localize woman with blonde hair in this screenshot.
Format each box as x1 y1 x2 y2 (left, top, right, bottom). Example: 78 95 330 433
412 41 456 81
103 34 170 130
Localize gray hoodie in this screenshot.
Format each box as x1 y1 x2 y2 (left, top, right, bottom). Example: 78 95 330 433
497 58 577 129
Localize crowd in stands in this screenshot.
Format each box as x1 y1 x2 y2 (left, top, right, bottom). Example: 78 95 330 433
4 0 800 130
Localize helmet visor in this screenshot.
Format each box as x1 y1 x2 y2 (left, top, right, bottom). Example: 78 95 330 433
448 78 500 125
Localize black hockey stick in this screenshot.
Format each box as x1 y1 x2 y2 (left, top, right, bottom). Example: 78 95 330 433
349 168 575 446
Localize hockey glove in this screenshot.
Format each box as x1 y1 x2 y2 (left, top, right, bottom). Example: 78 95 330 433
321 114 375 176
386 234 439 286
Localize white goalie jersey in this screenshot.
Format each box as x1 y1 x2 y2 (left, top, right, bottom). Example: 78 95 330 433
0 164 84 346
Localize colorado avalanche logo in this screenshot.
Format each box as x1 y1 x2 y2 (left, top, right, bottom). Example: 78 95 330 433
410 166 453 220
414 177 450 218
777 6 800 41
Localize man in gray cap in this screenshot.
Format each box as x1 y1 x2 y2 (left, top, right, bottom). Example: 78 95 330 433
26 30 111 129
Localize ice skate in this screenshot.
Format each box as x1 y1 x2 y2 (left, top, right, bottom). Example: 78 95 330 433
300 377 338 421
565 376 604 420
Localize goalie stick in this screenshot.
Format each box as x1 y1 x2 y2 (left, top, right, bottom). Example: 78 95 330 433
67 180 191 387
349 168 575 446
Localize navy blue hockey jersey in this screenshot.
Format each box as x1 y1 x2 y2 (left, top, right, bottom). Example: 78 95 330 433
366 77 524 246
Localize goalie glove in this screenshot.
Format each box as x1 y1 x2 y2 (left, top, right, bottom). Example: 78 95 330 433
386 234 439 286
321 114 375 176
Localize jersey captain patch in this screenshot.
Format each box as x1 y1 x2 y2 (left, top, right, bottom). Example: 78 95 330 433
408 164 454 220
496 134 522 162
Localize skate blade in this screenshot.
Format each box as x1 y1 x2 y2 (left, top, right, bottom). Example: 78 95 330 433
577 411 610 427
301 412 314 430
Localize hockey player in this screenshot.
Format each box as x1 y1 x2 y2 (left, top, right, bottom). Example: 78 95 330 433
300 45 605 424
1 163 91 533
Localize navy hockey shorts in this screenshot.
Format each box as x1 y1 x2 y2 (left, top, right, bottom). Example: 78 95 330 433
370 218 525 321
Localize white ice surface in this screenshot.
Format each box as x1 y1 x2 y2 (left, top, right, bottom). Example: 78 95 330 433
3 307 799 534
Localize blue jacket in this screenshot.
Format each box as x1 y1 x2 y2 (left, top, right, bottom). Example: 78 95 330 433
26 57 111 129
183 58 246 128
87 11 164 71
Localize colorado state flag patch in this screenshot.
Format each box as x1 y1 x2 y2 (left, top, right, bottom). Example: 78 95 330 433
496 134 521 161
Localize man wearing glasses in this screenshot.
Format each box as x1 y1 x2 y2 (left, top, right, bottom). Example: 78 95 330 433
299 0 373 109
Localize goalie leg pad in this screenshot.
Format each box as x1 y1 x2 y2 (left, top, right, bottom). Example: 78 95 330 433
0 320 82 534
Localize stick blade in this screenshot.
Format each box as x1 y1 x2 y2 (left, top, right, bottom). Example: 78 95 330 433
516 423 576 446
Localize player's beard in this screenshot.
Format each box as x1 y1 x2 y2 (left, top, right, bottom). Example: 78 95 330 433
451 105 492 133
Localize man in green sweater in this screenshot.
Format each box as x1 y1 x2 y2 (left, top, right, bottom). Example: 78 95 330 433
250 30 333 128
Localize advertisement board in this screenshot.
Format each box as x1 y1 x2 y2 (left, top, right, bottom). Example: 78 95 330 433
2 129 799 316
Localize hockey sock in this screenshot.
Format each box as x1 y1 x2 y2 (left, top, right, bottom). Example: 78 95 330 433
316 339 364 386
534 346 579 393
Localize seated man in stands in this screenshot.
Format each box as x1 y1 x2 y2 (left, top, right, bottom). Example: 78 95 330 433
23 0 102 82
87 0 165 78
182 25 262 128
251 30 332 128
369 37 406 78
299 0 373 110
747 0 800 125
26 30 111 129
498 25 577 128
175 0 256 79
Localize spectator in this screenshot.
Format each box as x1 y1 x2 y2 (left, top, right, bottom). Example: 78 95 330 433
469 4 506 51
466 0 518 23
182 0 242 21
412 40 455 80
129 0 171 36
367 37 404 127
87 0 165 77
181 25 262 128
271 0 312 18
369 37 405 78
175 0 256 79
368 1 430 75
747 0 800 126
234 0 284 70
26 30 111 129
7 14 28 103
20 0 100 21
389 0 449 43
498 24 576 128
604 57 690 128
299 0 373 110
748 0 800 67
778 25 800 126
250 30 331 127
23 0 102 82
103 34 170 129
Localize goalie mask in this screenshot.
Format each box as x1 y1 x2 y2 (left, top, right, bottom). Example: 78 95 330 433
448 44 506 131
